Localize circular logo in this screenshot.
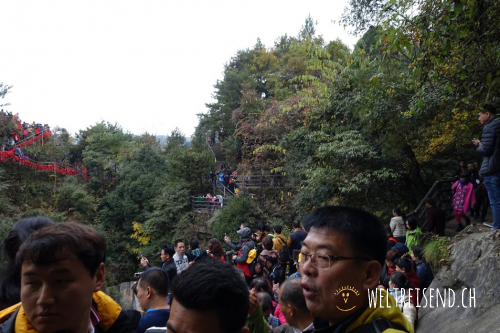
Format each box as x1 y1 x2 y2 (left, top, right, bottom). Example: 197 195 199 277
334 286 360 312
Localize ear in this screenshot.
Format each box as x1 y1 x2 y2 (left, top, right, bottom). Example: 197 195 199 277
146 286 153 298
284 303 293 317
362 261 382 291
93 263 106 292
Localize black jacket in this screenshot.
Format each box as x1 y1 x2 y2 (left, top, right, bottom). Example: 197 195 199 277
144 259 177 284
477 116 500 176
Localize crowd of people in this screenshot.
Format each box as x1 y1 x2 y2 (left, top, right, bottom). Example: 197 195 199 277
0 106 496 332
1 205 430 333
1 110 51 151
451 160 493 229
0 111 91 180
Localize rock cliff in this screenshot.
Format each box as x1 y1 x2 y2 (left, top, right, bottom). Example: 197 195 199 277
417 229 500 332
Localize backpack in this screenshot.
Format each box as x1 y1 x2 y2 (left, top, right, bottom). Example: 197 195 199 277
246 247 258 276
268 264 285 284
276 235 290 263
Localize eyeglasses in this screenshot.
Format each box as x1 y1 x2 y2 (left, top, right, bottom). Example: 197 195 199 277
299 252 371 270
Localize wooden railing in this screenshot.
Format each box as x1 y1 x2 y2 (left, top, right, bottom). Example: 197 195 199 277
234 175 284 190
191 196 225 213
406 178 455 230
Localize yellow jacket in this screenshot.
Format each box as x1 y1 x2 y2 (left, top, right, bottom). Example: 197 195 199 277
0 291 138 333
346 288 414 333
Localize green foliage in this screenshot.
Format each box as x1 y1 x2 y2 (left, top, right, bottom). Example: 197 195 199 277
54 176 97 222
208 193 261 240
80 122 133 196
423 236 451 267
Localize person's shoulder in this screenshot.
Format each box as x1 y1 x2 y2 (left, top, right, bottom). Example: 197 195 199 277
347 289 414 333
0 304 20 333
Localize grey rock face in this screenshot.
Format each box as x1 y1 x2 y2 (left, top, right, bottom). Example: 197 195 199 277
417 231 500 332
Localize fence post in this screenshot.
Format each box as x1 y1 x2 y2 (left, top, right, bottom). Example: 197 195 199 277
54 162 57 193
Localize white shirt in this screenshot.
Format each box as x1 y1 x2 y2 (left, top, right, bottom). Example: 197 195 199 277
173 252 189 274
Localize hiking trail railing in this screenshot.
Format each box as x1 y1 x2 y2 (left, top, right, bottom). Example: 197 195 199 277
406 178 455 230
0 150 90 180
191 196 227 213
12 129 52 149
234 174 284 190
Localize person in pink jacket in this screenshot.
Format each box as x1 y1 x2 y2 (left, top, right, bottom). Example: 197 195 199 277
452 173 476 232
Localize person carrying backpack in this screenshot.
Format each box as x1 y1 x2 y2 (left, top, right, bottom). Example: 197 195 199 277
232 227 256 286
255 237 281 284
272 225 289 283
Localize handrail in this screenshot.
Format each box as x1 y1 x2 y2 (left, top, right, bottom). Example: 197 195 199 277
191 196 224 212
214 179 235 197
0 150 90 180
406 178 454 230
206 140 216 160
13 129 52 148
235 174 284 190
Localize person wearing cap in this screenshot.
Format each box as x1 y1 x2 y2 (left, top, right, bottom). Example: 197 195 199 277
473 104 500 230
232 227 256 285
392 243 409 255
288 253 302 279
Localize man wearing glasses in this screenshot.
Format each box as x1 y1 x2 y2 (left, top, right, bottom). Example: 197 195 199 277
299 206 414 333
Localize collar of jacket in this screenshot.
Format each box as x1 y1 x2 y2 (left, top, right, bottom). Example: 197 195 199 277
308 289 414 333
0 292 123 333
346 288 414 333
92 291 122 331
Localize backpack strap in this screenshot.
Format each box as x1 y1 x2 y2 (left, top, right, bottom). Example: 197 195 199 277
349 318 409 333
418 262 428 269
277 235 287 247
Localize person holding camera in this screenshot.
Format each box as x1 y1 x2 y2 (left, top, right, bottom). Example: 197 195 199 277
140 244 177 285
186 237 207 262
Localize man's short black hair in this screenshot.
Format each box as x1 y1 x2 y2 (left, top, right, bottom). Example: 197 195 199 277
280 278 308 313
483 104 497 115
411 245 424 259
16 222 106 278
170 260 249 333
174 239 184 248
139 267 169 297
292 220 301 229
257 292 272 313
273 225 282 234
424 197 436 207
302 206 387 266
188 237 200 249
162 244 175 257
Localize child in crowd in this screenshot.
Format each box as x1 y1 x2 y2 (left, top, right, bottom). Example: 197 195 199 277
451 173 476 232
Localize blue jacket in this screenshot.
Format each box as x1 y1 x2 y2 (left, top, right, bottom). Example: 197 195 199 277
416 259 434 290
477 116 500 176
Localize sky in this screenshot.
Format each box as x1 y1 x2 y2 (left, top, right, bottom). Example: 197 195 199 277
0 1 359 138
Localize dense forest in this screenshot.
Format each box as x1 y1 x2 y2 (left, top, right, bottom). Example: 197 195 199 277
1 0 499 284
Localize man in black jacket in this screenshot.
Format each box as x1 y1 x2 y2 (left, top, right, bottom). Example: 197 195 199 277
473 104 500 230
140 244 177 284
287 220 307 275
